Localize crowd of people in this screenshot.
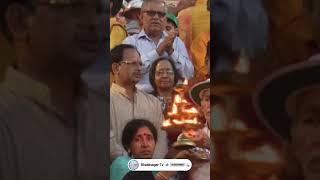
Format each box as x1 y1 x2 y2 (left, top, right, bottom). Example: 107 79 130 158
0 0 319 180
109 0 210 179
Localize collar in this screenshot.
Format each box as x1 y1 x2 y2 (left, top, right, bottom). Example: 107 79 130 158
111 83 137 100
137 29 167 41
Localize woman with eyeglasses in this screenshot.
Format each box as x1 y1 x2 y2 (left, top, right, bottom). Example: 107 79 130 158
149 57 182 114
149 57 183 146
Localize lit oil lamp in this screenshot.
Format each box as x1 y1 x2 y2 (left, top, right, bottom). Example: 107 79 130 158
162 79 209 160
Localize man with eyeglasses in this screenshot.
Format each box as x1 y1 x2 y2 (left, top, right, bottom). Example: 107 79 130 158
0 0 108 179
110 44 168 161
123 0 194 93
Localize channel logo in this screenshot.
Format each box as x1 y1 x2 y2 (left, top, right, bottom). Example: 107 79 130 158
128 159 192 171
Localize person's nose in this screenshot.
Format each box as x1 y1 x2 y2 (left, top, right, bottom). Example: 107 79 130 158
152 13 161 20
136 64 143 71
141 138 149 148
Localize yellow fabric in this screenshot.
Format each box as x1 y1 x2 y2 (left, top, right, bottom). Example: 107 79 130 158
196 0 207 5
191 1 210 40
190 31 210 82
178 0 209 58
110 18 127 83
178 8 192 56
110 17 127 50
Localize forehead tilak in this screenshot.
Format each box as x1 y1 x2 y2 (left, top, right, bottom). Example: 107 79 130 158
135 132 153 137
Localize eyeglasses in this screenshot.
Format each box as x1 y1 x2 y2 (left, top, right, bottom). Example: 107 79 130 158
156 70 174 76
120 60 144 67
143 10 166 18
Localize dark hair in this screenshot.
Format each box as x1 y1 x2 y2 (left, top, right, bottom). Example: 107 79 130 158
110 0 122 17
149 57 182 95
166 18 177 28
121 119 158 152
0 0 34 42
110 44 138 64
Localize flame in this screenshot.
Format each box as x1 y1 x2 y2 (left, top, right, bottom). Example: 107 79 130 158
185 117 198 124
174 94 182 103
164 79 201 129
162 120 172 127
172 119 184 125
184 107 198 114
167 103 178 115
183 79 188 85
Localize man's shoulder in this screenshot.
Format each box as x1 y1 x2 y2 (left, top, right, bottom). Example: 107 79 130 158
137 90 161 105
110 85 122 99
123 33 140 44
175 36 186 45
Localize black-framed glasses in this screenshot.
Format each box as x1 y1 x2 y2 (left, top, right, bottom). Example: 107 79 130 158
143 10 166 18
156 70 174 76
120 60 144 67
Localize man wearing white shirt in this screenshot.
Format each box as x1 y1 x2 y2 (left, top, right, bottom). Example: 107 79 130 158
123 0 194 92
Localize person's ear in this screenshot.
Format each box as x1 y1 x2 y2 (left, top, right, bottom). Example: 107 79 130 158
111 63 120 74
6 3 33 43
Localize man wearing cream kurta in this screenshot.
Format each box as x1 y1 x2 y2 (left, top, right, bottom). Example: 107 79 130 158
110 44 168 160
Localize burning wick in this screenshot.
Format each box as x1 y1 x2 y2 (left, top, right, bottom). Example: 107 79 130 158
167 103 178 116
184 107 198 114
174 95 182 103
183 79 188 85
184 118 198 124
163 120 172 127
